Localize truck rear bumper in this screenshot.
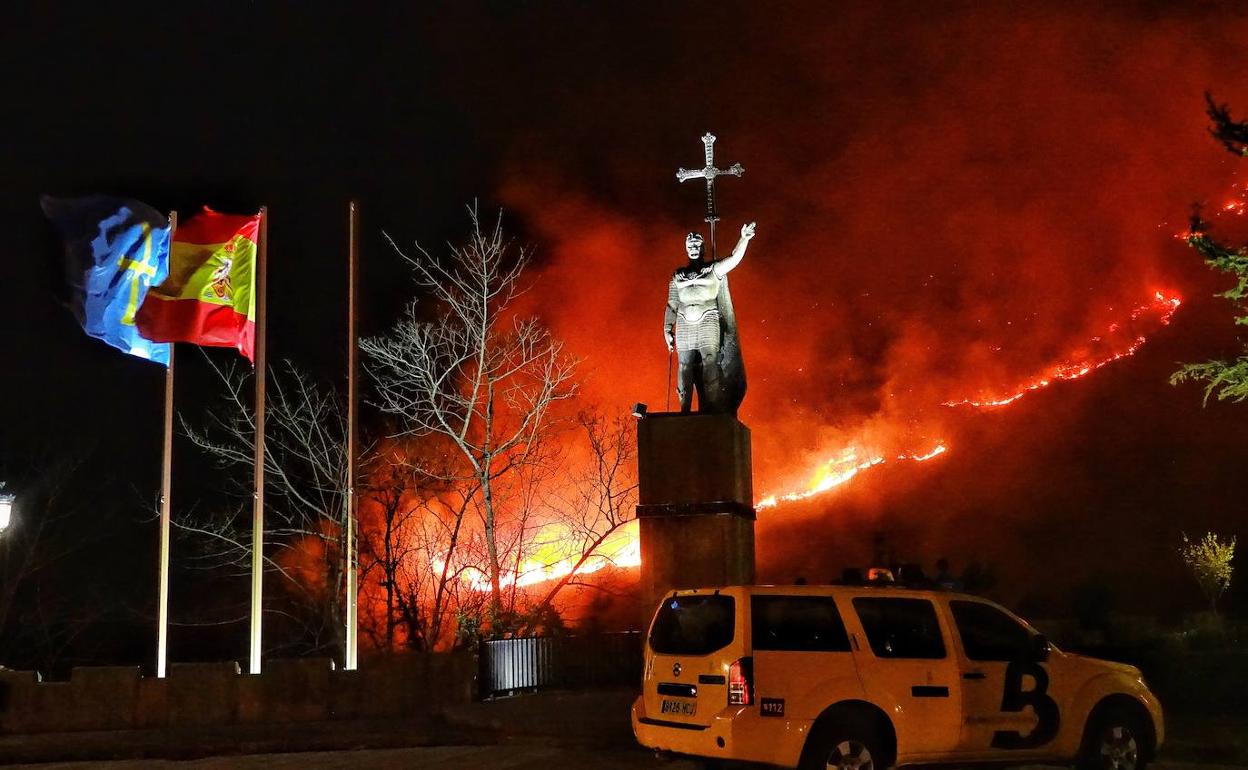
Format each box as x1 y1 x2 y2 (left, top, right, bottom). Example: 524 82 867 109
631 695 810 767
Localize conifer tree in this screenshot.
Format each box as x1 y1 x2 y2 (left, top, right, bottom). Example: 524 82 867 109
1171 93 1248 403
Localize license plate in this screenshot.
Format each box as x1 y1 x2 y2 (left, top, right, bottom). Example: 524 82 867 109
660 698 697 717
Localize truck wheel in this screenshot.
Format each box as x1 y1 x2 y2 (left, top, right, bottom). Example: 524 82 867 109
800 723 884 770
1078 706 1149 770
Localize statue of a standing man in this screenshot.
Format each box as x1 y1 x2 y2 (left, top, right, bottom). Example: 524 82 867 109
664 221 756 413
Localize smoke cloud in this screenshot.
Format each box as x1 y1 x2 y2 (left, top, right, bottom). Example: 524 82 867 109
430 2 1248 609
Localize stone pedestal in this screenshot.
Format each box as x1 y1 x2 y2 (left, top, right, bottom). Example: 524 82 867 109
636 413 756 627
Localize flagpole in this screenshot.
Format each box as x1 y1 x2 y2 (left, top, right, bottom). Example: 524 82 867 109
156 211 178 679
345 200 360 670
250 206 268 675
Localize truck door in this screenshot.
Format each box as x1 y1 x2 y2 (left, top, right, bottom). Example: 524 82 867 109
751 594 861 721
848 596 963 757
642 592 743 730
948 599 1060 758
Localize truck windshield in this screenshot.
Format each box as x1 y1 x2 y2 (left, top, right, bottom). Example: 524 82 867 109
649 594 736 656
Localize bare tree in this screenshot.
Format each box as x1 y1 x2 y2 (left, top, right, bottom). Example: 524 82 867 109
357 447 484 651
361 207 577 622
358 459 418 650
522 410 638 630
178 355 349 656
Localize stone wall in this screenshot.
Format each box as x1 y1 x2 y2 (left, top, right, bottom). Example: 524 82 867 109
0 653 474 735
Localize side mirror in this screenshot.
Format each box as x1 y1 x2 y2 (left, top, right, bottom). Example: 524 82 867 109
1028 634 1051 663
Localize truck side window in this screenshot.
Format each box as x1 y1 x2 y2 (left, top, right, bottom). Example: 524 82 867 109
950 600 1032 662
852 597 946 659
752 595 851 652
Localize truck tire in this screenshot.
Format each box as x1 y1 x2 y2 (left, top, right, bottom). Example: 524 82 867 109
1077 704 1150 770
799 719 886 770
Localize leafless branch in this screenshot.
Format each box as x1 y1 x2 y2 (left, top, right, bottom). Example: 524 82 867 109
361 206 578 622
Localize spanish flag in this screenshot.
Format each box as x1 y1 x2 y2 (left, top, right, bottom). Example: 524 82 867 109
136 207 262 362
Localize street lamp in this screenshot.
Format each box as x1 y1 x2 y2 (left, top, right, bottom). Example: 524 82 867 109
0 491 13 534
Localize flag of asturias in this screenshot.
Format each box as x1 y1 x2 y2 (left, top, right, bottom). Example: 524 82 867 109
40 195 173 365
135 207 262 362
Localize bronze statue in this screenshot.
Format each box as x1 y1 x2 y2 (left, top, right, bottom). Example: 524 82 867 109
668 132 754 414
665 222 755 413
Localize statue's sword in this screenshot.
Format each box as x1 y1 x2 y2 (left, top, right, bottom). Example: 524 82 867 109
677 133 743 259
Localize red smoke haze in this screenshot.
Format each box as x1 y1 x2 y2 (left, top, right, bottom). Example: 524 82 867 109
423 3 1248 612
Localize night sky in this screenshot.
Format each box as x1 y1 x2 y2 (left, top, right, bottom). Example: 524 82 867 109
4 2 1248 639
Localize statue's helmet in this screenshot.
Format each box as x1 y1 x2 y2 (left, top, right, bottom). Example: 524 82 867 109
685 233 704 258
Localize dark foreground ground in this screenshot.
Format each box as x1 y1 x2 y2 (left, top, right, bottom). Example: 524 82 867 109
14 745 696 769
15 748 1248 770
2 690 1245 768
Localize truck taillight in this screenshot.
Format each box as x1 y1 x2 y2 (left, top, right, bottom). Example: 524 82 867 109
728 657 753 706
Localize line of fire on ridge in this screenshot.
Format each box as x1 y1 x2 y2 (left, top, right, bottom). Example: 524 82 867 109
466 289 1184 589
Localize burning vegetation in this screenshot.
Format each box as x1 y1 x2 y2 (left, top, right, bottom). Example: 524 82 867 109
171 9 1248 657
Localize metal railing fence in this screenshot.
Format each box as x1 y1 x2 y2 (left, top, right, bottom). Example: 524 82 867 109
478 632 642 697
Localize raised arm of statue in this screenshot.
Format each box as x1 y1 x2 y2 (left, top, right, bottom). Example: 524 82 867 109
664 276 679 351
713 221 757 278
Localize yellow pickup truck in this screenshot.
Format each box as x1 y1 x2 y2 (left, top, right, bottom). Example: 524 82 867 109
632 584 1162 770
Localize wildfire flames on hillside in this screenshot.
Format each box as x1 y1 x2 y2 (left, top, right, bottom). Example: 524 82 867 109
942 291 1182 409
454 288 1183 592
354 6 1248 634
